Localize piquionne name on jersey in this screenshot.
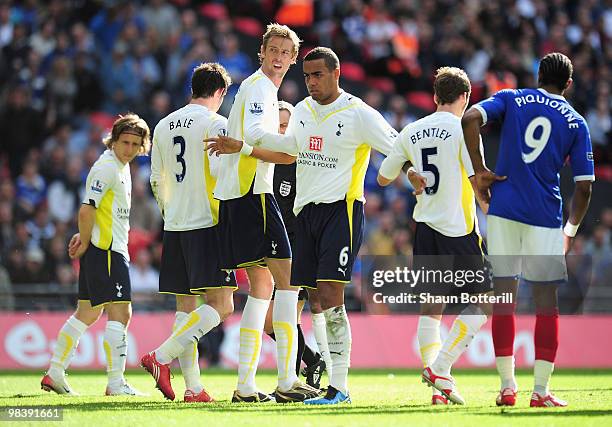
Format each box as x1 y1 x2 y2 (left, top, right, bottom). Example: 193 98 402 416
474 88 594 228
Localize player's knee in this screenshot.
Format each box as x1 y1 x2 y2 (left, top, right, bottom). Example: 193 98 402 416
74 305 103 326
208 296 234 321
317 282 344 310
216 301 234 321
106 303 132 326
176 295 197 313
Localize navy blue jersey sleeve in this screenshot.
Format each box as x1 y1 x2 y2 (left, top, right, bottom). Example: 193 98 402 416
569 123 595 182
474 89 513 125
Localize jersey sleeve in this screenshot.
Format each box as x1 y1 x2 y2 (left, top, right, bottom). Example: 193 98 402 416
357 102 398 155
242 80 298 156
378 128 411 181
208 116 228 178
149 128 165 211
569 123 595 182
83 162 115 208
242 80 272 143
474 89 513 125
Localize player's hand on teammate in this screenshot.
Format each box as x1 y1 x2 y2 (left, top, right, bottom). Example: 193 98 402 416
204 135 244 156
68 233 88 259
407 169 427 195
475 169 507 203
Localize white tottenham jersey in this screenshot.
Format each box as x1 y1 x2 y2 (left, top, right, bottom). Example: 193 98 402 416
379 111 477 237
82 149 131 260
214 69 279 200
151 103 226 231
257 91 397 215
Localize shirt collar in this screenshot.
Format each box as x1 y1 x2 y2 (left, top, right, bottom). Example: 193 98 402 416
538 88 566 101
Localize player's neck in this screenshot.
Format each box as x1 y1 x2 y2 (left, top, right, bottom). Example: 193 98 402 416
539 85 565 97
261 67 284 88
315 89 342 106
190 97 215 111
436 104 462 118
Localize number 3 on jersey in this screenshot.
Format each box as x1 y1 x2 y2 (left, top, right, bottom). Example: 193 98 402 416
522 116 551 164
173 136 186 182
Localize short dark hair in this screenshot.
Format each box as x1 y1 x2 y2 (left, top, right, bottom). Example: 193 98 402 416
433 67 471 105
303 47 339 71
538 52 573 91
191 62 232 99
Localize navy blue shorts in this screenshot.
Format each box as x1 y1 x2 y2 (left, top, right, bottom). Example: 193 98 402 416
413 222 491 296
78 245 131 308
160 227 237 295
218 191 291 270
291 199 364 289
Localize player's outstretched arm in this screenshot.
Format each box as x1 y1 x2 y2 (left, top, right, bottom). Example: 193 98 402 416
205 135 296 164
563 180 592 254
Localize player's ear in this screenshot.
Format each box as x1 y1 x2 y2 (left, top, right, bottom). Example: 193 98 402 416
564 78 573 92
334 67 340 80
433 94 439 106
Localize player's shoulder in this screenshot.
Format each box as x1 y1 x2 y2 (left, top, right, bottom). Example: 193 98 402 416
340 91 365 109
243 69 274 91
90 150 119 176
489 88 520 101
209 112 228 130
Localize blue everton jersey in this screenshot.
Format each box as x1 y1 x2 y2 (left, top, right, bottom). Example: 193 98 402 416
474 88 594 228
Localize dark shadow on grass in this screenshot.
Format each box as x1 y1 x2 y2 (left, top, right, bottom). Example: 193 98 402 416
1 400 611 417
477 409 612 417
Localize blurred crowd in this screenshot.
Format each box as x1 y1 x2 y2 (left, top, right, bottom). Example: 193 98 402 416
0 0 610 312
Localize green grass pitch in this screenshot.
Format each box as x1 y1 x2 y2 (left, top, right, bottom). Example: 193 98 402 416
1 369 611 426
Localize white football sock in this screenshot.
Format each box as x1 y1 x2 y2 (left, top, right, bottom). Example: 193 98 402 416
174 312 203 393
156 304 221 365
104 321 128 387
496 356 517 391
432 307 487 376
49 315 88 376
417 316 442 396
312 312 332 380
273 290 299 390
237 296 270 395
533 359 554 395
324 305 352 395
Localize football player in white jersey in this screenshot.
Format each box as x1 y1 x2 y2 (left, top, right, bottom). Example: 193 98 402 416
212 23 320 403
140 63 237 402
41 114 150 397
207 47 398 405
378 67 491 405
264 101 330 391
